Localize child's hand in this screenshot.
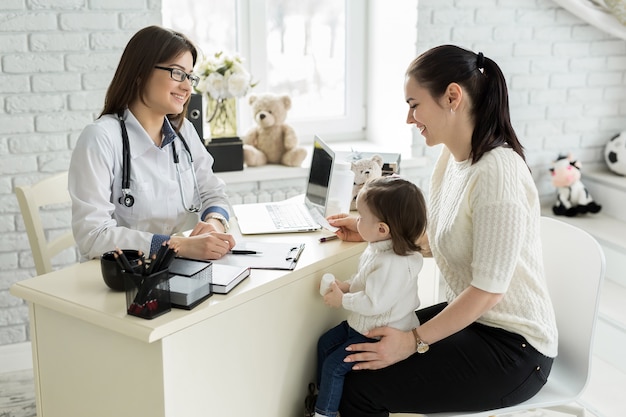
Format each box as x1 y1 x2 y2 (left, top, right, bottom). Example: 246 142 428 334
327 214 363 242
336 280 351 293
323 281 344 308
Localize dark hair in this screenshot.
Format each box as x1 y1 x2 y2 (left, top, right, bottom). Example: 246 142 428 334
406 45 525 164
100 25 198 129
359 176 427 256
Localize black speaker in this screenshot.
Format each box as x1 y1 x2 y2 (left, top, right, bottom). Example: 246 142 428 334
187 93 203 140
207 137 244 172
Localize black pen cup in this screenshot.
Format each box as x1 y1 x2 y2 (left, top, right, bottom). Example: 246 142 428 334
100 249 143 291
124 269 171 319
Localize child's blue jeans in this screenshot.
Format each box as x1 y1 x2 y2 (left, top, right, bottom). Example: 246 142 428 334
315 320 378 417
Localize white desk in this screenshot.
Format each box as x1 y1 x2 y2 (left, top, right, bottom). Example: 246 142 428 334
11 228 439 417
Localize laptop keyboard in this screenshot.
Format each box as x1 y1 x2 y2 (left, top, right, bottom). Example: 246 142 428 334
266 204 318 229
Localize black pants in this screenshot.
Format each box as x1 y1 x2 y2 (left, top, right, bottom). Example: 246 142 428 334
339 303 554 416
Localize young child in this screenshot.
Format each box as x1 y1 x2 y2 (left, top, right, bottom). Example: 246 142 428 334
310 176 427 417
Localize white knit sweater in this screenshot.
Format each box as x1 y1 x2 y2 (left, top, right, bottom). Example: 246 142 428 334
342 240 423 335
429 146 558 357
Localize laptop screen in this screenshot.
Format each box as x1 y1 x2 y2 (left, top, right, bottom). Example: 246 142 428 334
305 136 334 210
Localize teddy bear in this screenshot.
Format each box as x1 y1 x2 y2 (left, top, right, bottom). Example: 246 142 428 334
550 153 602 217
241 93 307 167
350 155 384 210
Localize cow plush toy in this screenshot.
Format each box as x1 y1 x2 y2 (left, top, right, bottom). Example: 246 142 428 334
550 153 602 217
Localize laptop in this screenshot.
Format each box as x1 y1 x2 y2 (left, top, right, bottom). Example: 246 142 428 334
232 135 336 234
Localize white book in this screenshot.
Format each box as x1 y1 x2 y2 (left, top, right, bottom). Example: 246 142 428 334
211 264 251 294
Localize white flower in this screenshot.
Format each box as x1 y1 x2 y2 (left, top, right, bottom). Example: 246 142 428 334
206 72 227 98
227 72 252 97
194 51 255 100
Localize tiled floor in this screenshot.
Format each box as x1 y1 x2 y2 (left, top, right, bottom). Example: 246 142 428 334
0 355 623 416
0 369 36 417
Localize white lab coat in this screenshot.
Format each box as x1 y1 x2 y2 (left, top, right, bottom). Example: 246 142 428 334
69 109 230 261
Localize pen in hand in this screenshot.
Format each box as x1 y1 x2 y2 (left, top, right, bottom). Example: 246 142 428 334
319 235 339 243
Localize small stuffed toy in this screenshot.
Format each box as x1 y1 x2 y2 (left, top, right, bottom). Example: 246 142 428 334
350 155 383 210
550 153 602 217
604 131 626 176
242 93 307 167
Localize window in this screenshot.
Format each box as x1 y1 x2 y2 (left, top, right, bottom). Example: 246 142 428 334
163 0 366 142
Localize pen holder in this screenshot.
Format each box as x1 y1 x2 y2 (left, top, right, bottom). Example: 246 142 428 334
124 269 171 319
101 249 143 291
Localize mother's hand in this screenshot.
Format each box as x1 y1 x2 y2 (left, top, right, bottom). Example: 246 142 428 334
344 326 416 370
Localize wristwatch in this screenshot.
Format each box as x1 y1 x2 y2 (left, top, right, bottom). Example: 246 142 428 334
206 213 230 233
412 328 429 354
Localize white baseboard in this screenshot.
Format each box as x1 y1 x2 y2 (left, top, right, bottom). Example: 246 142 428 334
0 342 33 373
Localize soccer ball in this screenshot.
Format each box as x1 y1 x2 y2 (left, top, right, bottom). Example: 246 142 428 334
604 131 626 176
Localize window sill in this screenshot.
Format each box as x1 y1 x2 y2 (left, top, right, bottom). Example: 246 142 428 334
215 141 431 205
217 164 309 184
216 154 429 185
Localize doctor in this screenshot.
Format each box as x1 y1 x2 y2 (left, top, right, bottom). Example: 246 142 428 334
69 26 236 262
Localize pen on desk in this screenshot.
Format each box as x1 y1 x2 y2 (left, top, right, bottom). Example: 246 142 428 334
230 250 262 255
319 235 339 243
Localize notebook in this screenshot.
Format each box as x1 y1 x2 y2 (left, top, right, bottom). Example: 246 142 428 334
232 135 336 235
169 258 251 303
211 263 251 294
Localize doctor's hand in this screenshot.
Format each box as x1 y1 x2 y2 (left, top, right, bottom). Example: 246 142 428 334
170 232 236 260
189 219 222 235
344 326 415 371
326 214 363 242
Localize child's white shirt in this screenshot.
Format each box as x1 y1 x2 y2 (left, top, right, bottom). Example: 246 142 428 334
342 239 422 334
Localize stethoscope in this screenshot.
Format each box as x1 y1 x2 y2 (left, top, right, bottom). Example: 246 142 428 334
117 110 202 213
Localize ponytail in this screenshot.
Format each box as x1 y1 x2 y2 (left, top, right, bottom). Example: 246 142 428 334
471 53 525 163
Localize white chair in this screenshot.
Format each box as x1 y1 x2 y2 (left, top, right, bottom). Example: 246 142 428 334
15 172 76 275
392 216 606 417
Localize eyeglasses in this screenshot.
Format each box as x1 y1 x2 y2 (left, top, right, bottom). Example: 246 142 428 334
154 66 199 87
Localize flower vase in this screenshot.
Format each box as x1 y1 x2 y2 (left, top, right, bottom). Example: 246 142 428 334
206 97 238 139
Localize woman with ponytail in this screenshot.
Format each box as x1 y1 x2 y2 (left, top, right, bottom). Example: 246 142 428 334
327 45 557 416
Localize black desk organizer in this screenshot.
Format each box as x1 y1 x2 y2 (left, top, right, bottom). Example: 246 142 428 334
167 258 213 310
124 269 171 319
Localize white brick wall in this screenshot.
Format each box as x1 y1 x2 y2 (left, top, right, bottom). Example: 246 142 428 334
413 0 626 199
0 2 161 350
2 0 626 355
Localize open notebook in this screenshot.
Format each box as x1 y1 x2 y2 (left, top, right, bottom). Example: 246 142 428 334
232 135 336 234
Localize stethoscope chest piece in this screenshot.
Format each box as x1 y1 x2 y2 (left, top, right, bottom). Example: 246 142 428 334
119 191 134 207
